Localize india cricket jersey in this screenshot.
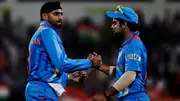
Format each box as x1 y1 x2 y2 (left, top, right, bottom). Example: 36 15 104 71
115 32 148 100
27 21 91 87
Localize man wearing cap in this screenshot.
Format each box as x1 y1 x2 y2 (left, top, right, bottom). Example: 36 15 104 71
25 1 101 101
91 6 149 101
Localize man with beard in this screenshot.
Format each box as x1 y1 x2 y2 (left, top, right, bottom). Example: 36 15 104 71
25 1 101 101
91 6 149 101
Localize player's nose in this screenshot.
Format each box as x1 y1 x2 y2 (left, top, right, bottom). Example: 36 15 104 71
111 24 114 29
59 15 63 20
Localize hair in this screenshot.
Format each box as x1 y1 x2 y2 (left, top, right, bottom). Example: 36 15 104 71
116 18 139 32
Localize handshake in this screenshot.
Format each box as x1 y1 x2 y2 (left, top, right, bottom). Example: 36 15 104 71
88 52 103 68
69 52 103 83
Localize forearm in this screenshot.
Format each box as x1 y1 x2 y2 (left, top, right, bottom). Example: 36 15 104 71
98 65 116 76
105 71 136 96
62 59 92 73
98 64 110 74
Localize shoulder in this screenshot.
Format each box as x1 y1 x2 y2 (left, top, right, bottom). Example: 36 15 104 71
37 26 54 33
38 26 57 37
125 36 143 49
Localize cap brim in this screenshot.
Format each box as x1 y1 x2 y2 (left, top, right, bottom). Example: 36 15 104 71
106 11 116 18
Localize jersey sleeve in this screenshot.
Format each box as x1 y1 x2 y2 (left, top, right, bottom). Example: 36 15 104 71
60 72 69 87
41 28 91 73
124 42 142 72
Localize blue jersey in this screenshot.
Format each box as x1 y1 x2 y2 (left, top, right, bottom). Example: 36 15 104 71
115 32 148 99
27 21 91 87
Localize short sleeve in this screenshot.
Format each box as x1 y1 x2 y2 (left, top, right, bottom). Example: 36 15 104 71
124 42 142 72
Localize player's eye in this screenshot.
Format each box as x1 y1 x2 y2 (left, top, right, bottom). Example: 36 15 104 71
112 21 117 25
53 12 63 16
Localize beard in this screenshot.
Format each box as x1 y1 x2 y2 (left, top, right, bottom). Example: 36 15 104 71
112 28 122 35
48 19 62 28
53 23 62 28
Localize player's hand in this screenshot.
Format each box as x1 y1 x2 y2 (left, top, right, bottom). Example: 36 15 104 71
88 52 102 68
87 53 93 60
68 71 87 83
92 94 107 101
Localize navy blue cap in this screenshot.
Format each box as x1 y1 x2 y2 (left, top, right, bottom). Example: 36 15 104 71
40 1 62 16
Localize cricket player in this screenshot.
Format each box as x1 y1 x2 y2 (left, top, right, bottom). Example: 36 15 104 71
25 1 100 101
91 6 149 101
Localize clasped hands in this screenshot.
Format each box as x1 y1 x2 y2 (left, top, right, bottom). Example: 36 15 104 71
88 52 103 68
69 52 102 83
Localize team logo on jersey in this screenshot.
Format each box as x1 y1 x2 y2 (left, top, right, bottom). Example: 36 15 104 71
125 54 141 61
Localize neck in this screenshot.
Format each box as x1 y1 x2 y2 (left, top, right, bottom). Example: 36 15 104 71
124 31 135 40
43 21 61 34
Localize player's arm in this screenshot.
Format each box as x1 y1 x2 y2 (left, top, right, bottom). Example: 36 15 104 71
104 71 136 97
89 52 116 76
60 57 92 72
61 72 78 81
55 72 83 87
98 65 116 76
104 43 141 98
41 28 92 73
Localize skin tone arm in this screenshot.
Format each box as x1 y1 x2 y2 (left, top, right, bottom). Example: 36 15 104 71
98 65 116 76
88 52 116 76
105 71 136 97
90 53 137 100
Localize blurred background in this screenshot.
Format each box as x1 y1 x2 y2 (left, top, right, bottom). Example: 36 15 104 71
0 0 180 101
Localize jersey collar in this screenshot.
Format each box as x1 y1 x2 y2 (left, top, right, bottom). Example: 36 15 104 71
40 21 61 34
121 31 140 48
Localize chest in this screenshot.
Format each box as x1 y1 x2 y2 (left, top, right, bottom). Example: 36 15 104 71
116 48 126 72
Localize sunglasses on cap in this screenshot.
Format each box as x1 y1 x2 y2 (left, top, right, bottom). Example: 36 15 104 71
116 5 130 20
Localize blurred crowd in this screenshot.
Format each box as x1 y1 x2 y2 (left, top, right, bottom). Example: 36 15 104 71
0 8 180 101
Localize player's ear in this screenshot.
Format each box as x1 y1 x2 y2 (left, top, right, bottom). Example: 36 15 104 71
124 21 127 26
42 13 48 20
122 21 127 28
